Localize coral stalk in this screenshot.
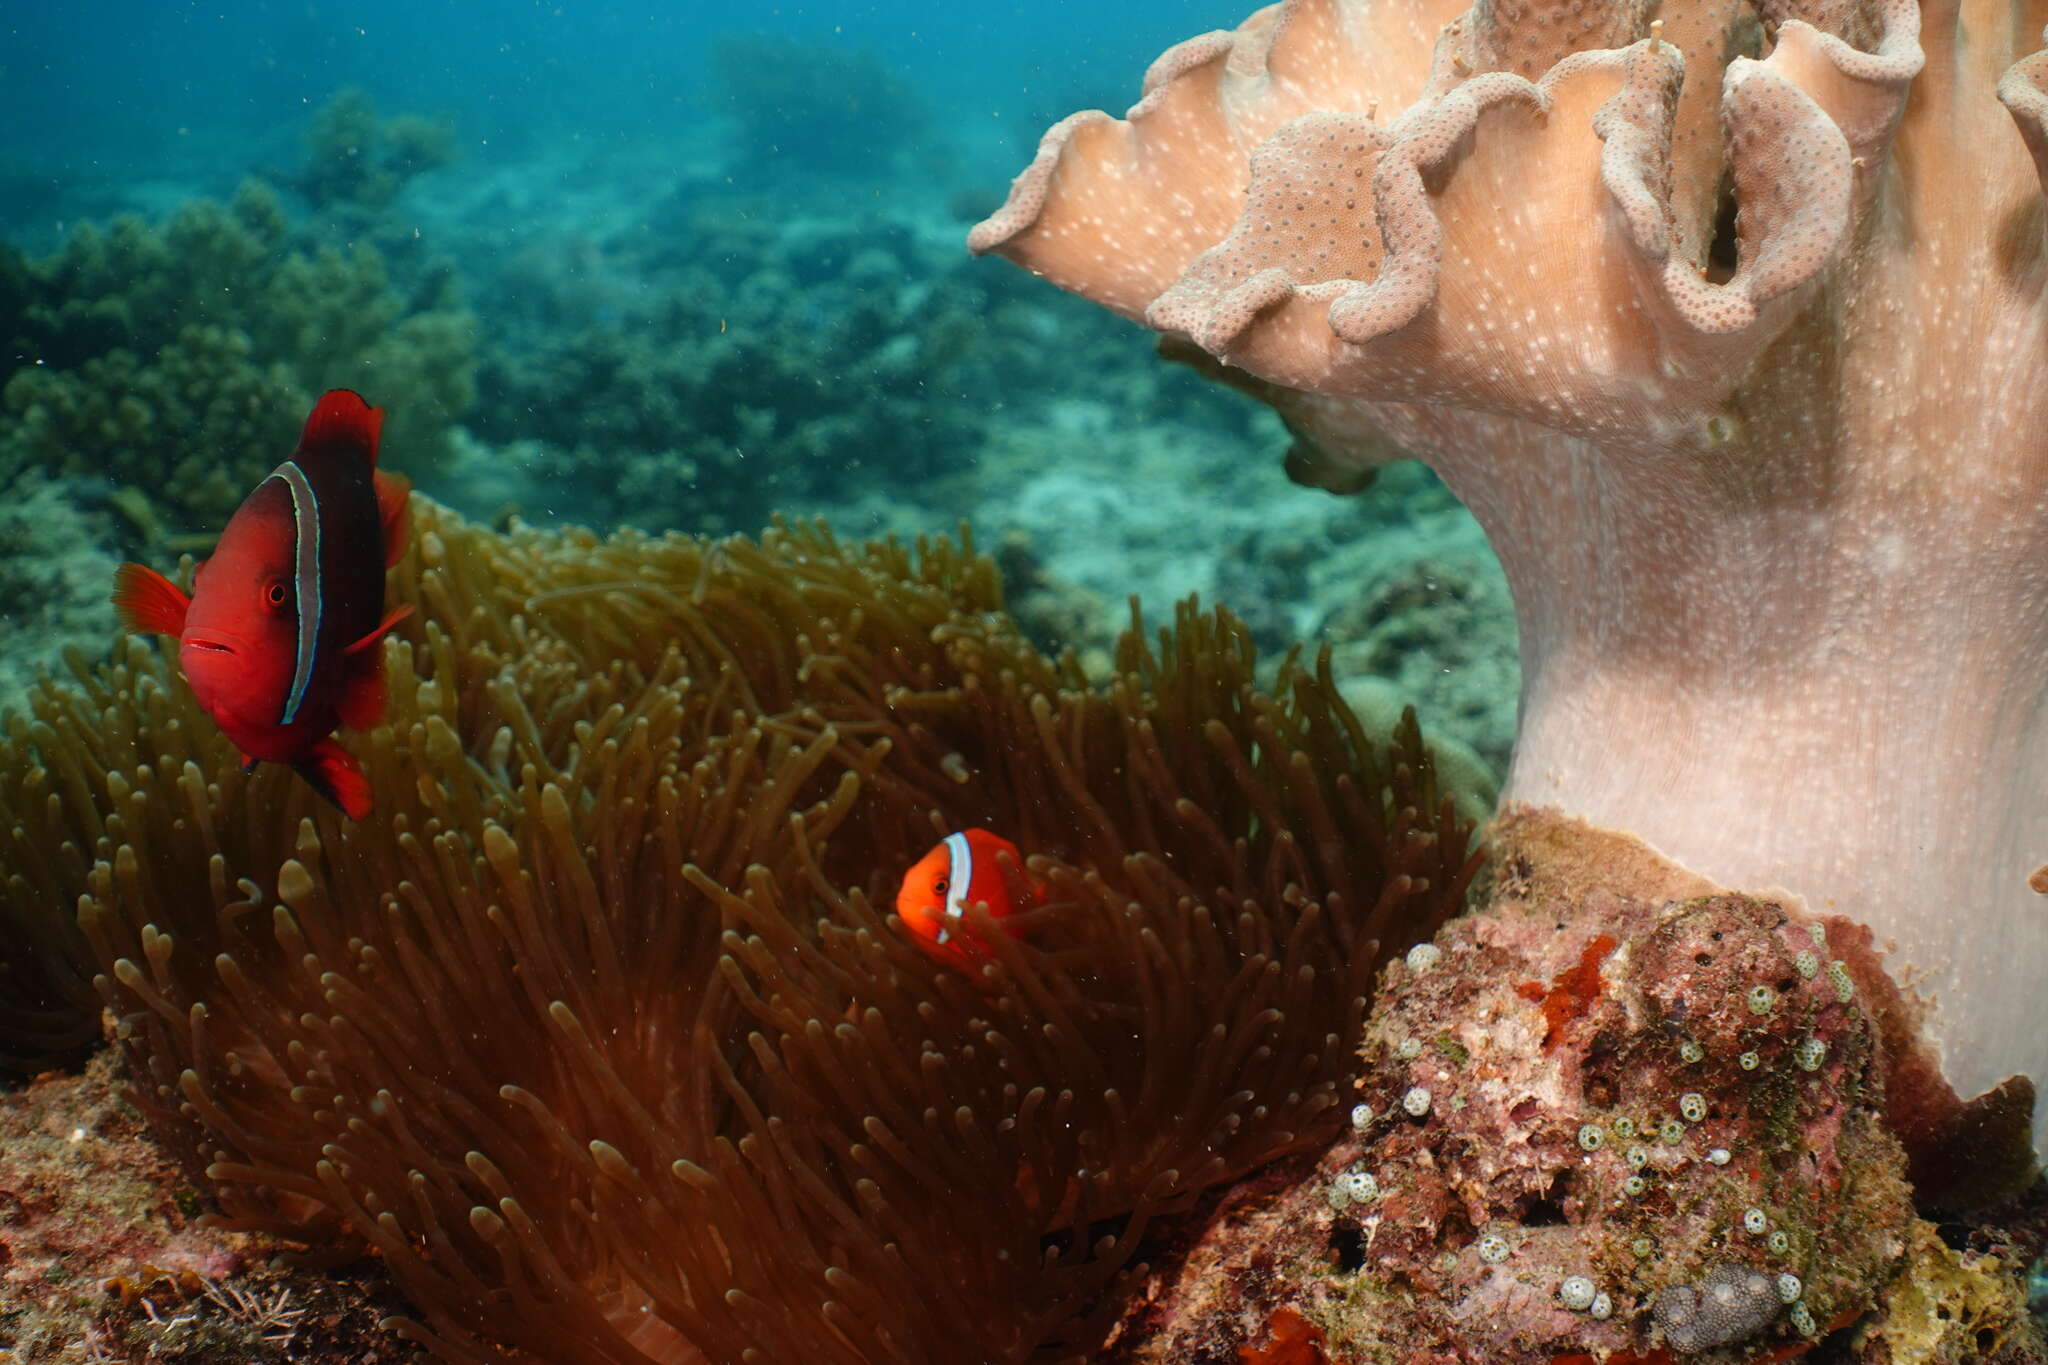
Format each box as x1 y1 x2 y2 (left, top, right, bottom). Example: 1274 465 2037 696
971 0 2048 1151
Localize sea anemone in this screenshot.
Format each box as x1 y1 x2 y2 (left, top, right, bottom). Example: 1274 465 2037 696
0 500 1479 1362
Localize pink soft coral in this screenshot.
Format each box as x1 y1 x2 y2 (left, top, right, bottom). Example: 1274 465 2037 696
974 0 2048 1155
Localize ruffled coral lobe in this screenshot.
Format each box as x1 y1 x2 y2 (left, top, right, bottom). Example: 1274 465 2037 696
973 0 2048 1159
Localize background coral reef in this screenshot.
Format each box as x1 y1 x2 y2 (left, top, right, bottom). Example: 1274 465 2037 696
0 41 1520 773
0 181 473 560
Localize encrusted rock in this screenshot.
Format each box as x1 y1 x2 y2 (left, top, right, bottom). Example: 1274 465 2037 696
1097 811 1950 1363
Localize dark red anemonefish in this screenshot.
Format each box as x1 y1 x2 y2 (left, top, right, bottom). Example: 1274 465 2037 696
894 828 1045 965
111 389 412 820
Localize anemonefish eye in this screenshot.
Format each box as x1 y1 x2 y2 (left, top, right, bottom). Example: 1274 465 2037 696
263 578 292 611
934 878 949 894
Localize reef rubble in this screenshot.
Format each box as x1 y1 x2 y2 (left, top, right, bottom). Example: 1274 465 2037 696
1099 809 2048 1364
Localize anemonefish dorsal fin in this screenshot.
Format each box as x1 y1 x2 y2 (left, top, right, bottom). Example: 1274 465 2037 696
293 737 372 819
374 469 411 567
336 606 412 732
110 562 191 638
299 389 384 464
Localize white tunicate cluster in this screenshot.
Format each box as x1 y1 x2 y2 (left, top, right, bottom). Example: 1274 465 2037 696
1477 1233 1511 1264
1707 1147 1731 1166
1739 1051 1761 1071
1795 1037 1827 1071
1659 1119 1686 1145
1559 1276 1597 1311
1747 985 1776 1015
1612 1117 1638 1139
1777 1273 1802 1303
1680 1038 1705 1063
1351 1102 1374 1131
1827 960 1854 1002
1403 1085 1432 1117
1397 1037 1423 1059
1625 1145 1649 1170
1329 1166 1379 1208
1679 1092 1707 1122
1590 1292 1613 1321
1406 941 1443 971
1578 1123 1604 1151
1742 1208 1768 1235
1769 1229 1791 1254
1790 1301 1816 1335
1794 950 1818 980
1624 1175 1647 1197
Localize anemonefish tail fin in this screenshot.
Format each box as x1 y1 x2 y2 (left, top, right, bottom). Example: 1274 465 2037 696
294 738 372 820
337 605 412 732
110 562 190 638
374 469 411 567
299 389 384 463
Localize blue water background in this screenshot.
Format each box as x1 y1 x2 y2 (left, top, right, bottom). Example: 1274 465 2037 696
2 1 1215 218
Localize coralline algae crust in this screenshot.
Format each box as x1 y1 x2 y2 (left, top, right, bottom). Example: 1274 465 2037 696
1099 816 1938 1363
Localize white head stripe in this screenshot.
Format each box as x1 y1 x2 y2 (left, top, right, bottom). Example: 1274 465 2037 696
942 831 973 919
273 460 323 726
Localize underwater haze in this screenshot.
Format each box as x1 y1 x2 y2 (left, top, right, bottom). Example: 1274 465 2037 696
0 0 1518 767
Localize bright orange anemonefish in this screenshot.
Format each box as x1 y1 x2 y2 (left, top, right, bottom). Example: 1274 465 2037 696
894 828 1045 965
110 389 412 820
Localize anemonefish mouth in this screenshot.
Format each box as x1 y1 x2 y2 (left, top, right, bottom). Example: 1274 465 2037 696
181 630 241 656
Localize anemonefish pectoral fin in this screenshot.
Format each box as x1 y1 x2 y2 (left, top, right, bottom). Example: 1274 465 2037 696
110 563 191 638
374 470 411 567
239 754 261 775
300 389 384 461
346 605 413 656
336 605 412 733
293 738 372 820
